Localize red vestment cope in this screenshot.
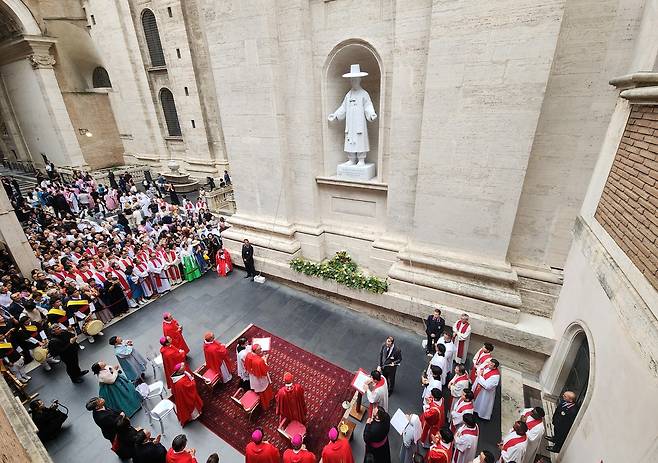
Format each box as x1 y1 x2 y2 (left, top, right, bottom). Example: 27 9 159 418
215 250 233 277
160 344 188 389
163 319 190 354
420 398 445 443
203 340 233 381
425 444 452 463
275 384 307 424
321 439 355 463
165 448 198 463
244 352 274 408
171 372 203 426
283 448 316 463
245 441 280 463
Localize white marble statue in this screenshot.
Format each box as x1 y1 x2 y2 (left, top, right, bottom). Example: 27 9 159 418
328 64 378 166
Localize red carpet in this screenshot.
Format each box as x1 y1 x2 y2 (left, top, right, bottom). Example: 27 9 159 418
196 325 355 457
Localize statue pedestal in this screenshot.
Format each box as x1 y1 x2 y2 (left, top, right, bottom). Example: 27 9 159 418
337 162 376 181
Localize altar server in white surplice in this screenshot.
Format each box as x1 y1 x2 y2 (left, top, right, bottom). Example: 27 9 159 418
452 413 479 463
437 329 456 372
427 343 449 386
498 421 528 463
520 407 545 463
473 359 500 421
366 369 388 416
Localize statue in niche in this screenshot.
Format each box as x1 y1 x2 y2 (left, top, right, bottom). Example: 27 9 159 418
328 64 377 166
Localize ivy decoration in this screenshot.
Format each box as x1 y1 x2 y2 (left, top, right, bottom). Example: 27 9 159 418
289 251 388 294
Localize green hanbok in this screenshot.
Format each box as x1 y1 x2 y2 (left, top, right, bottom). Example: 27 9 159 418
182 253 202 281
98 366 142 417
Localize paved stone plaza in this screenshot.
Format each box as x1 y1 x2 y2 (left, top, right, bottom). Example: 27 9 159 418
32 269 500 462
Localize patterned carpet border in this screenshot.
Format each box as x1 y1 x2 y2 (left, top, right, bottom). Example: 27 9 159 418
196 325 354 457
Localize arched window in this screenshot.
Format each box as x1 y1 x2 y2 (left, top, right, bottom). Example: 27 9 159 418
92 67 112 88
159 88 181 137
141 9 165 67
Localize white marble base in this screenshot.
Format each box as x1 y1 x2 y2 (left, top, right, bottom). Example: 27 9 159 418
337 162 376 180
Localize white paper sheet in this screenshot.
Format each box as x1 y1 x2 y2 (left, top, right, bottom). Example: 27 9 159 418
390 408 409 435
252 337 271 351
75 311 86 319
352 370 371 394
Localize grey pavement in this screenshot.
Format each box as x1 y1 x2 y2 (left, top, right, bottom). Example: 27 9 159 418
30 268 501 462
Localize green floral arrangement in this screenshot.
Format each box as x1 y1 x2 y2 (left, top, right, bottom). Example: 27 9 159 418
289 251 388 294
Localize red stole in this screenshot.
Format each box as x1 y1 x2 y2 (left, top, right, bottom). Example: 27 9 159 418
450 399 473 433
420 397 444 442
502 434 527 451
473 368 499 398
452 426 478 461
367 378 386 418
454 321 470 357
110 269 131 297
321 439 354 463
523 410 543 431
470 349 491 382
150 258 163 286
244 352 269 377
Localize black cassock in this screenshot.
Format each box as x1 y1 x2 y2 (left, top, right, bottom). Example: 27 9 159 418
363 416 391 463
93 408 121 441
133 441 168 463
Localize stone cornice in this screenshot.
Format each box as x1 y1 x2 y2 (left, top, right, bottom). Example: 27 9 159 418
609 71 658 103
0 35 57 68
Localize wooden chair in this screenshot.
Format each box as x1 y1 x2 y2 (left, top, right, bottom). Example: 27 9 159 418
193 363 221 391
230 388 260 421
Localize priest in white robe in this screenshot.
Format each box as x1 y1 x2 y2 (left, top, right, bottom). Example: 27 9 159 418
452 313 472 365
437 329 456 371
452 413 479 463
498 421 528 463
427 343 449 386
147 252 171 294
366 369 388 416
520 407 545 463
473 359 500 421
448 364 471 411
450 389 475 433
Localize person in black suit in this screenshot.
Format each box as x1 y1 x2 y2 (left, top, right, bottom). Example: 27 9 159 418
424 308 445 354
47 325 88 383
378 336 402 395
241 239 256 279
133 429 167 463
86 397 123 442
546 391 579 452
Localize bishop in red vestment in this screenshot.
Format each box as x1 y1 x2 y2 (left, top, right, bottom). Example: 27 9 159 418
321 427 355 463
276 372 307 425
163 313 190 354
202 332 233 382
170 363 203 426
160 336 189 389
283 434 316 463
244 344 274 409
245 429 280 463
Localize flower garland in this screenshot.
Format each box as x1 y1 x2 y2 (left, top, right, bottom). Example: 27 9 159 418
289 251 388 294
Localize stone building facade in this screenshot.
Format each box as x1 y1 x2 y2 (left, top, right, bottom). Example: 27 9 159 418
0 0 657 461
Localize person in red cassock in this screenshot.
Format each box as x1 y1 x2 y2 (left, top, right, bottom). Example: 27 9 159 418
244 344 274 409
420 388 445 446
321 427 354 463
245 428 280 463
162 312 190 354
215 247 233 277
160 336 189 390
166 434 197 463
170 362 203 426
283 434 316 463
202 331 233 383
276 372 307 426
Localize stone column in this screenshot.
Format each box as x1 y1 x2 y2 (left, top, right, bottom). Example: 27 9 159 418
0 187 40 277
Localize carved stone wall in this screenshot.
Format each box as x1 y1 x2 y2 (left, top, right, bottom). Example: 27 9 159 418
595 105 658 289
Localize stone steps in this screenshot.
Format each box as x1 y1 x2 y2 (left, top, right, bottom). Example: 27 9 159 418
518 276 562 318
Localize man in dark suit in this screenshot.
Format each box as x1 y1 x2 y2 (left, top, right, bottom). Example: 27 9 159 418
86 397 123 442
424 308 445 355
47 324 87 383
241 239 256 279
378 336 402 395
546 390 579 452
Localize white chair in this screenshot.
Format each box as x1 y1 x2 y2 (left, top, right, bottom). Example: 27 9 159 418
140 381 165 421
151 355 164 379
150 399 176 435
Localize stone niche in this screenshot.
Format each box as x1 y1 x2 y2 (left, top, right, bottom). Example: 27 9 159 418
322 39 383 181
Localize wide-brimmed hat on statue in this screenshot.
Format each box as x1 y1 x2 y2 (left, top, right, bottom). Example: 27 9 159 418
342 64 368 78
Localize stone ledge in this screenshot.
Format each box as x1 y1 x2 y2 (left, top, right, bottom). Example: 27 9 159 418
315 175 388 191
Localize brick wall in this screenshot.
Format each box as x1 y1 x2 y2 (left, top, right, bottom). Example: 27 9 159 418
595 105 658 289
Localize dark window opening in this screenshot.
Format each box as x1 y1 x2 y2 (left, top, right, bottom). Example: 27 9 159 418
141 9 165 67
176 48 181 59
184 87 189 96
91 15 96 25
160 88 182 137
92 67 112 88
191 120 195 128
167 7 173 17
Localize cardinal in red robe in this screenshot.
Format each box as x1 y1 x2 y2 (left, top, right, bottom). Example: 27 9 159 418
245 429 280 463
244 344 274 409
215 248 233 277
283 434 316 463
171 362 203 426
162 312 190 354
276 372 307 425
160 336 189 389
321 427 354 463
202 332 233 382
